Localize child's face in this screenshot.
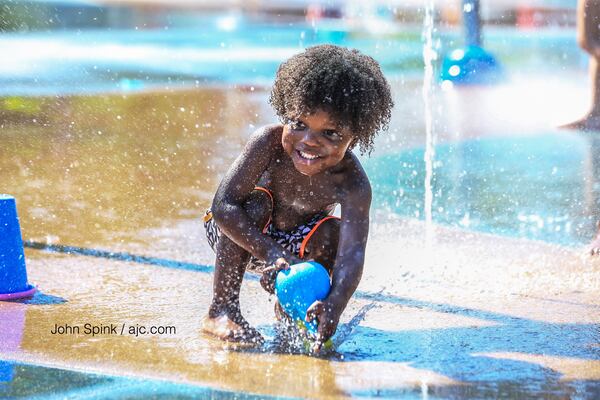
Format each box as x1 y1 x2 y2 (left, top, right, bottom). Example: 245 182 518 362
281 109 355 176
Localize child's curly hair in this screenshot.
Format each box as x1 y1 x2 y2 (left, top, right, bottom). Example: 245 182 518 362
269 44 393 155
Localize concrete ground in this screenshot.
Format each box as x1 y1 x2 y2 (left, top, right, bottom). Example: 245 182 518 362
1 214 600 398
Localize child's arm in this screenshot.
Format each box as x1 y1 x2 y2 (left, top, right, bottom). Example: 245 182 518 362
211 125 302 267
306 166 371 351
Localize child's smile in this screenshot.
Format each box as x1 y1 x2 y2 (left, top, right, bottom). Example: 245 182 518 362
282 109 355 176
297 150 320 160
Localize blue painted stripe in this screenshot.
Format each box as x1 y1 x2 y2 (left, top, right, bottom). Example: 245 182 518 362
23 241 258 281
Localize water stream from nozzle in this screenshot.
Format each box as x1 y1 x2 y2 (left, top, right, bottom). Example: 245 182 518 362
422 0 436 253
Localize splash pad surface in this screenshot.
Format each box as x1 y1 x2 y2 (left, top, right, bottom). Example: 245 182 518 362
1 219 600 398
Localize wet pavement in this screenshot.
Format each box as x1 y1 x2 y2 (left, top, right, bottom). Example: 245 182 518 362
1 75 600 398
1 219 600 398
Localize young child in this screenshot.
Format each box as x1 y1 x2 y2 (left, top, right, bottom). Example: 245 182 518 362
201 44 393 351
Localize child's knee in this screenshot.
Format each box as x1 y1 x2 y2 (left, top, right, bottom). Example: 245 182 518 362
243 190 272 229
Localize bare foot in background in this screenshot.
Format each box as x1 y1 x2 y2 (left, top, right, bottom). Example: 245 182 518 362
560 113 600 132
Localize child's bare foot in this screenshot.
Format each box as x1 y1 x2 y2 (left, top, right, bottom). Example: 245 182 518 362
200 308 264 346
589 221 600 256
560 113 600 133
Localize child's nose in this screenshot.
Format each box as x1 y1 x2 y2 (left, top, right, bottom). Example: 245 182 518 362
300 130 320 146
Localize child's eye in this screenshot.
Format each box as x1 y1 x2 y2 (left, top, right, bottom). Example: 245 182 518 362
323 130 342 140
288 120 306 130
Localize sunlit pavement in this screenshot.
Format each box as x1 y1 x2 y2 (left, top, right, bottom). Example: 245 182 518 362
1 214 600 398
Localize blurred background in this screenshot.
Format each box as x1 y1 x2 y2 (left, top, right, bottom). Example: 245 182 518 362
0 0 580 95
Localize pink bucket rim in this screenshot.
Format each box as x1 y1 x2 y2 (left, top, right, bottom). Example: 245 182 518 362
0 285 36 301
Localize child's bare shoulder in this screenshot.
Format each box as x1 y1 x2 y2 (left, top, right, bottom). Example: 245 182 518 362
251 124 283 145
241 124 283 160
337 152 372 197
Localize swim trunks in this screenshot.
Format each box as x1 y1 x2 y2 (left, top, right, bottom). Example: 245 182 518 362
203 187 339 270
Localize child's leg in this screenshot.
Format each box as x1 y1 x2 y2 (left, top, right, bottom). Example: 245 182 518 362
202 190 272 343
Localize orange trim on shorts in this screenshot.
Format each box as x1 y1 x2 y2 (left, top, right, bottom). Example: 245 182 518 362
299 215 340 259
253 186 273 233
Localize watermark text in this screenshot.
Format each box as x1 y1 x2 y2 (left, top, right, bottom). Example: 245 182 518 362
50 323 176 337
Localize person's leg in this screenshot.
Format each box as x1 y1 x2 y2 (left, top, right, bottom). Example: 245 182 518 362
589 221 600 255
588 138 600 255
590 56 600 117
580 56 600 129
562 56 600 131
201 190 272 343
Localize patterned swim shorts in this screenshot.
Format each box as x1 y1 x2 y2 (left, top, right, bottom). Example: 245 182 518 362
203 187 339 270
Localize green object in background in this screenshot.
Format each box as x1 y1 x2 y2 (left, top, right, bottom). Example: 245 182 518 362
0 1 47 31
2 98 42 115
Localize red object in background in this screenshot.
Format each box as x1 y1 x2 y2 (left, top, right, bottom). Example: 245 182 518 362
516 6 536 28
306 4 323 23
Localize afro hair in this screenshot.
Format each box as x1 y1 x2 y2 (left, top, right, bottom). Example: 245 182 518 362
269 44 393 154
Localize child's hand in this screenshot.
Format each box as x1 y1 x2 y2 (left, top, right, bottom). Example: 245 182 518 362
305 299 341 353
260 257 294 294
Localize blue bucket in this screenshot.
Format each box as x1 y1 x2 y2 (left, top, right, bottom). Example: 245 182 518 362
275 261 330 334
0 360 14 383
0 195 35 300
